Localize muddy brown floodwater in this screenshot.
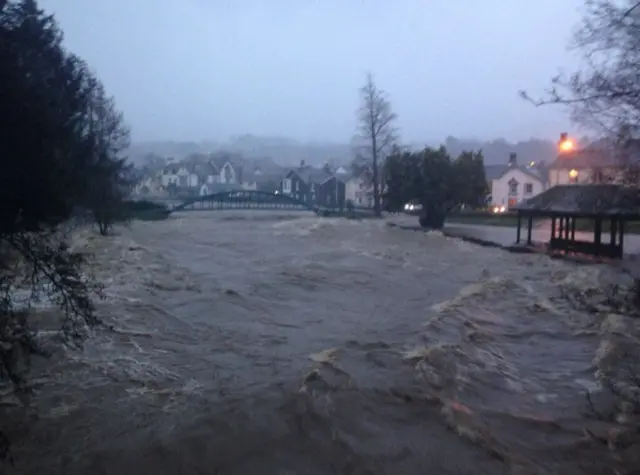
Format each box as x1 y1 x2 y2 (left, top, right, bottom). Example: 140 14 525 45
2 211 638 474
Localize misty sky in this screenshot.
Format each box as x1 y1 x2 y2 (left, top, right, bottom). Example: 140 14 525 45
40 0 582 144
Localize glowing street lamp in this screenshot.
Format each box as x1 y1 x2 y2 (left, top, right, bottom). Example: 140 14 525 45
559 139 575 152
558 132 575 153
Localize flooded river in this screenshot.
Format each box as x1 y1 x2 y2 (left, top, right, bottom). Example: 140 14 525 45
3 211 639 474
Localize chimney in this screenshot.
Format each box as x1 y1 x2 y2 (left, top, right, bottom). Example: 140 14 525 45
300 159 305 168
508 153 517 167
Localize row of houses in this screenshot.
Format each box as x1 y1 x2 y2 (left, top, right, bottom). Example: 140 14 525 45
135 154 376 208
135 155 280 197
489 139 640 210
140 142 638 212
278 161 375 208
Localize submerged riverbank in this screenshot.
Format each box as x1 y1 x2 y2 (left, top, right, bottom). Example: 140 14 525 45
2 211 639 474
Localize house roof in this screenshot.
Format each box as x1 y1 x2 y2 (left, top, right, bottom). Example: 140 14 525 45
484 164 507 181
513 184 640 217
291 166 334 184
192 161 217 178
498 164 545 183
161 164 180 174
549 139 640 170
205 152 245 171
247 168 286 184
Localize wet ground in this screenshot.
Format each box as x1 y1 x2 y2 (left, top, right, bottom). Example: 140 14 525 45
2 211 638 474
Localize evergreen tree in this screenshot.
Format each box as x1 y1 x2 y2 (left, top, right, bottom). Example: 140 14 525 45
0 0 131 459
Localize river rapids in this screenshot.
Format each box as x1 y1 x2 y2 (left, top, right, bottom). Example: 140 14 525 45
2 211 640 474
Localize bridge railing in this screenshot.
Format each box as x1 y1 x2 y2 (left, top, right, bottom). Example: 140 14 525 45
172 190 317 212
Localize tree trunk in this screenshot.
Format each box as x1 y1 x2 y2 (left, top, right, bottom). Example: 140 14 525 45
371 136 381 218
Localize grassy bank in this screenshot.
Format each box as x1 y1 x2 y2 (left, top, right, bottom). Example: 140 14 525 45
446 212 524 227
446 211 640 234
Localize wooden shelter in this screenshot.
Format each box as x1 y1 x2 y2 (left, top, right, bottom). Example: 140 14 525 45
512 185 640 258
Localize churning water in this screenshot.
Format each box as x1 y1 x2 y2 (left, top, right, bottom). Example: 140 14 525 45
2 211 639 474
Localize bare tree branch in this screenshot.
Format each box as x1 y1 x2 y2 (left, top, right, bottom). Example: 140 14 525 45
521 0 640 139
355 72 398 217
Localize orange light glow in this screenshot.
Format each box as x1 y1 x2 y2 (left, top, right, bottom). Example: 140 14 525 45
569 169 578 178
559 139 575 152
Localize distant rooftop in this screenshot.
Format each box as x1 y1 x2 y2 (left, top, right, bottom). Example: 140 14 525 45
550 138 640 170
514 184 640 217
484 163 546 182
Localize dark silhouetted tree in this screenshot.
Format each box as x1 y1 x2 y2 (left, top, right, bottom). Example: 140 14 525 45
384 146 485 227
0 0 129 460
356 72 397 217
451 150 487 207
82 77 133 235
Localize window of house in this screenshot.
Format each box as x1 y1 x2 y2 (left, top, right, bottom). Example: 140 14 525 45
524 183 533 194
508 179 518 195
223 165 233 184
283 178 292 193
295 181 300 192
568 169 579 183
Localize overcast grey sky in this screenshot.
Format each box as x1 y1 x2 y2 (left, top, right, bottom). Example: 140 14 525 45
40 0 582 144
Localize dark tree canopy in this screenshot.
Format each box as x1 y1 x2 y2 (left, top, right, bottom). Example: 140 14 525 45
384 146 487 228
1 0 90 234
83 80 133 234
0 0 131 236
451 150 487 207
0 0 130 458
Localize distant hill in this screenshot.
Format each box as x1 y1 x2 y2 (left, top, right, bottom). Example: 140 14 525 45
128 135 351 167
128 135 560 168
440 136 558 166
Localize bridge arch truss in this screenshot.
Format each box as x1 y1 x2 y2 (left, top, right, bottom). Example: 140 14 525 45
171 190 317 213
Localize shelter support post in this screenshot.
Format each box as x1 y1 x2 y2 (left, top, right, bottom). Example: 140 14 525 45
527 215 533 245
610 218 617 247
516 212 521 243
558 216 564 243
594 218 602 257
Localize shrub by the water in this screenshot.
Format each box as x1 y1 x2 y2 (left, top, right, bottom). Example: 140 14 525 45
419 207 447 229
122 200 170 221
0 0 129 460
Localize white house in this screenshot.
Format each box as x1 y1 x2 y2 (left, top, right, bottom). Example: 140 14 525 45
160 167 179 187
491 153 546 209
177 167 199 188
345 171 374 208
160 165 198 188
